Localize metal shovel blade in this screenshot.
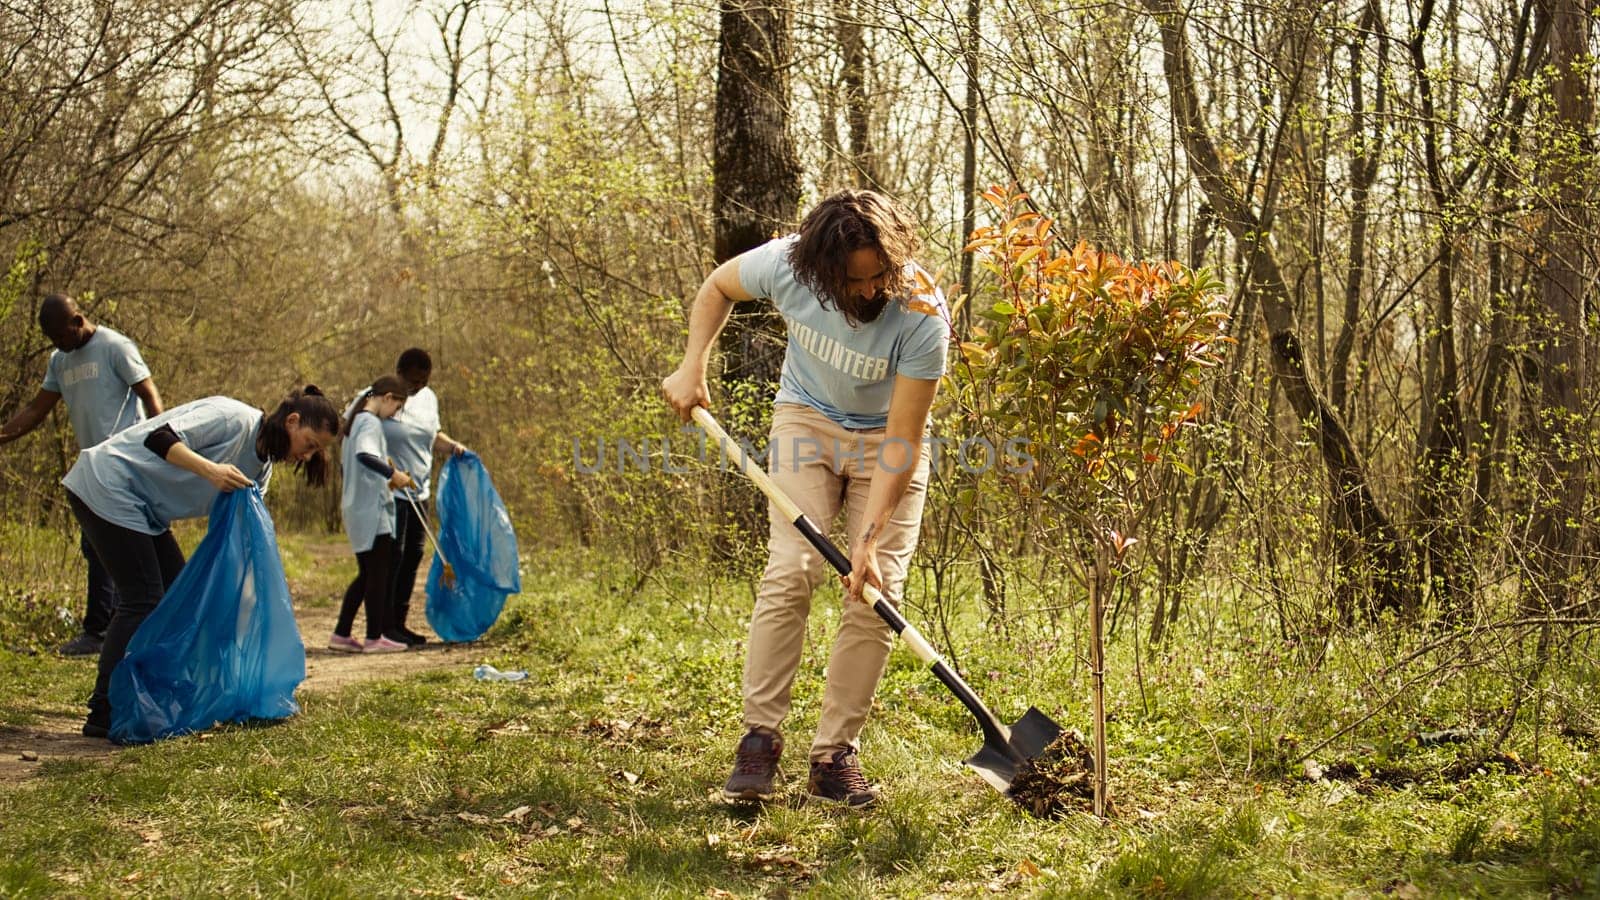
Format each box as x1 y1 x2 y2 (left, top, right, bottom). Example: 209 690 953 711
964 706 1065 795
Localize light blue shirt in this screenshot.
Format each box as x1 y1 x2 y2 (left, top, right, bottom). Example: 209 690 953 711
738 235 950 429
341 411 396 553
383 385 440 501
41 326 151 448
62 397 272 535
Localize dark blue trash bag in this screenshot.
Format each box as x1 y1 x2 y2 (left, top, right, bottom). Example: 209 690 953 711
425 451 521 642
109 487 304 744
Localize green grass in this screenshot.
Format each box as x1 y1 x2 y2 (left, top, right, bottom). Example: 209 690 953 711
0 517 89 655
276 529 357 609
2 535 1598 896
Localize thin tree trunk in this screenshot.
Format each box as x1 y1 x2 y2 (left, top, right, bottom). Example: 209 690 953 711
1407 0 1470 610
1330 0 1386 416
1527 0 1591 612
1089 540 1110 818
836 0 878 189
1152 269 1254 645
956 0 979 328
1469 170 1519 538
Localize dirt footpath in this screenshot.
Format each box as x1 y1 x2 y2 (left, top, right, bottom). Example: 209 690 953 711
0 592 476 788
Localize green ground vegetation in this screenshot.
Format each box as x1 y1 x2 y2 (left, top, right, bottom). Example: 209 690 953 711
2 527 1597 897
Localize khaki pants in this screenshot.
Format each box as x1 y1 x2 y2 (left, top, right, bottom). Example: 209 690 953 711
743 403 930 761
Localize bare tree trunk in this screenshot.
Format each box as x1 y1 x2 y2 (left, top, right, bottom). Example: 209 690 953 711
1141 0 1414 616
1073 19 1137 247
836 0 879 190
1329 0 1386 417
1406 0 1473 611
712 0 801 550
714 0 801 264
1527 0 1592 612
713 0 800 386
1470 157 1524 538
1151 270 1254 645
956 0 979 328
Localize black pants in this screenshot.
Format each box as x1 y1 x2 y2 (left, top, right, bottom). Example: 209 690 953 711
80 527 120 637
389 497 428 631
336 534 395 640
68 491 186 728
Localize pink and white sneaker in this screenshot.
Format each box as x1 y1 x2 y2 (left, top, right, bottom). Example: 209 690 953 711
328 633 364 653
363 636 409 654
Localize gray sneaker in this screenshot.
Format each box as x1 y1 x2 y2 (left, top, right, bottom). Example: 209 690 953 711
723 728 782 801
58 632 103 657
808 748 879 808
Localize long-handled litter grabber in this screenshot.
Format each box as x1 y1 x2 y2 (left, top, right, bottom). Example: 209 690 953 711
400 486 456 589
691 406 1063 800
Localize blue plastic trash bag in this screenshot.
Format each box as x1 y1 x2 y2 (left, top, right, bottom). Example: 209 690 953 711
425 451 521 642
109 487 304 744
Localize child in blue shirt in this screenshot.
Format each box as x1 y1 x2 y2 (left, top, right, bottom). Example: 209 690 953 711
331 375 414 653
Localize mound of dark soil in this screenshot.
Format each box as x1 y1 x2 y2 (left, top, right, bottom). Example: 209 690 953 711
1006 730 1114 819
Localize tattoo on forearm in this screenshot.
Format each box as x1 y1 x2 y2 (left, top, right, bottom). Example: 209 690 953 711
862 523 877 544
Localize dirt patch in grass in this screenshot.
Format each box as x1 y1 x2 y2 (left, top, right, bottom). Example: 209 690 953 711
0 716 115 784
1316 749 1534 794
294 597 470 694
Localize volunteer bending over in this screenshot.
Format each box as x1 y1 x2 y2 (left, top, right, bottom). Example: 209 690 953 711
65 387 340 739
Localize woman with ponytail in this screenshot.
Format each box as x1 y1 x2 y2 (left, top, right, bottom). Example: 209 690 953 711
330 375 414 653
64 385 341 739
383 347 466 646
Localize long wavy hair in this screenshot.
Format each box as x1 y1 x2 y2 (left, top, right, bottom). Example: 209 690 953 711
256 385 340 487
787 189 921 326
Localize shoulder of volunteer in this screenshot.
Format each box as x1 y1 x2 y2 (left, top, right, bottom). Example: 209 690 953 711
193 395 258 429
177 394 233 412
766 232 800 251
109 329 152 377
733 234 789 286
97 326 136 353
411 385 440 410
153 396 232 441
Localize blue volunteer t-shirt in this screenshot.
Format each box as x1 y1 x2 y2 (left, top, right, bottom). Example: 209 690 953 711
341 411 396 553
738 234 950 430
383 385 440 502
62 397 272 535
41 326 151 448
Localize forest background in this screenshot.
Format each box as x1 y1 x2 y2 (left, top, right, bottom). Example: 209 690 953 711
1 0 1598 894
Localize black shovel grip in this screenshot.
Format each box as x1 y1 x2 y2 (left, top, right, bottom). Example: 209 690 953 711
792 513 910 635
789 512 1014 752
